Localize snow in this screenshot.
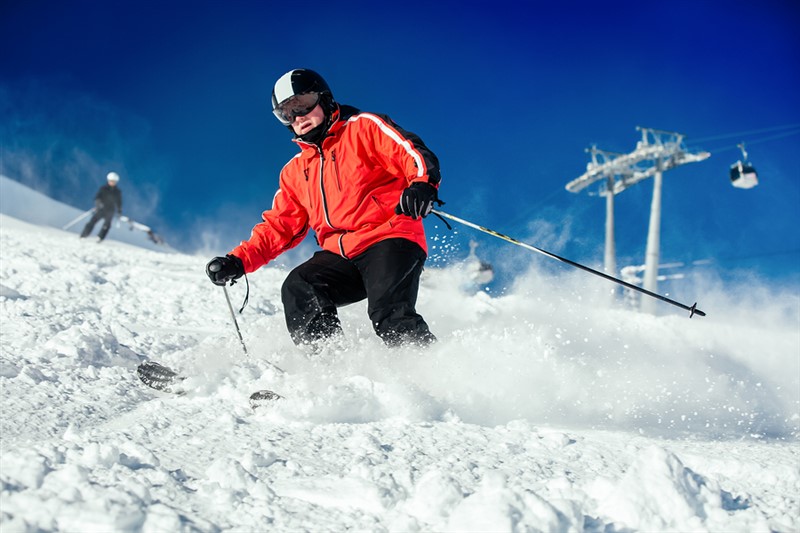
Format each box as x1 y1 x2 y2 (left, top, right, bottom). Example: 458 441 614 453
1 176 798 532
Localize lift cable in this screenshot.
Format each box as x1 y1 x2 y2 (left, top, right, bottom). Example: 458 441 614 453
687 127 800 155
689 122 800 144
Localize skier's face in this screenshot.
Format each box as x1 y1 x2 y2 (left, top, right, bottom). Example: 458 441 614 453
290 104 325 136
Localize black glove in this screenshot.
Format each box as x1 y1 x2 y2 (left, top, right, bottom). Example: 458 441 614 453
206 255 245 286
395 182 438 220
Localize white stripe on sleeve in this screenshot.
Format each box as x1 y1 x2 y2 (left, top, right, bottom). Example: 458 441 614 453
353 113 425 178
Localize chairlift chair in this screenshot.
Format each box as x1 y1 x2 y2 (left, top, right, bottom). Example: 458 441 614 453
729 142 758 189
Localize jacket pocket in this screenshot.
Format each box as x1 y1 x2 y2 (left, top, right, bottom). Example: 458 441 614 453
331 151 342 191
371 195 394 227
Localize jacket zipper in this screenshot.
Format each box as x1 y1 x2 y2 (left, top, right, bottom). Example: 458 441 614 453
318 148 334 229
317 147 349 258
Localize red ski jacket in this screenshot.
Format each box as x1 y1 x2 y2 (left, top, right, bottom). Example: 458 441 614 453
231 105 441 273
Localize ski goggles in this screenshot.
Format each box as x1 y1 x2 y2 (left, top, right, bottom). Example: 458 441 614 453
273 92 321 125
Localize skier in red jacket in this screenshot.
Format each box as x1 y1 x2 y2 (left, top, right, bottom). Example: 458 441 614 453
206 69 441 348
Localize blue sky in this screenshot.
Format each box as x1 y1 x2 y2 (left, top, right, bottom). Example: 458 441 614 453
2 0 798 292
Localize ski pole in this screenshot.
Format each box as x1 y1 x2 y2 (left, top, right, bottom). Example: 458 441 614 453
431 209 706 318
62 208 94 230
221 284 285 373
222 285 249 355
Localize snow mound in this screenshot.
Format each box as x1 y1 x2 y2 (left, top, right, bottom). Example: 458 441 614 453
591 445 761 530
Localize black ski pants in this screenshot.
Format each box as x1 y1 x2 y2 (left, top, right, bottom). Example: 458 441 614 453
281 238 436 347
80 208 115 240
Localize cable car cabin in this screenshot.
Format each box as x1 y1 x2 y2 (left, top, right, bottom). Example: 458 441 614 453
730 160 758 189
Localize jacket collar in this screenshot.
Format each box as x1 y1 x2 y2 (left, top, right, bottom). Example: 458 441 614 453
293 106 344 152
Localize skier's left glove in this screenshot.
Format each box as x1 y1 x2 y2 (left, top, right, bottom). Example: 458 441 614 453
395 182 438 220
206 254 245 286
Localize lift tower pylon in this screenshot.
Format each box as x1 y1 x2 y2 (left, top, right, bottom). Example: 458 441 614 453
566 127 710 313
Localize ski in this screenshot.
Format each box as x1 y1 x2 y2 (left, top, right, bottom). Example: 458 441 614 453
136 361 282 408
137 361 187 394
249 390 283 409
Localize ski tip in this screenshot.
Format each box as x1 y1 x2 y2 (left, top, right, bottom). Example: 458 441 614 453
249 389 282 409
137 361 185 394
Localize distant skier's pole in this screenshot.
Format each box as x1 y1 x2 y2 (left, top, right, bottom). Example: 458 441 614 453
222 285 249 355
62 208 94 230
431 209 706 318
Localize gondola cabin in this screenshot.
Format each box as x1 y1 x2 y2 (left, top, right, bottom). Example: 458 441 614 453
730 143 758 189
729 160 758 189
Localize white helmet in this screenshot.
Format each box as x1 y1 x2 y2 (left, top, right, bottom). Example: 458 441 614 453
107 172 120 183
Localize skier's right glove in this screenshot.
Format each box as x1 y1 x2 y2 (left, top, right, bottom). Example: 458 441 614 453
206 254 245 286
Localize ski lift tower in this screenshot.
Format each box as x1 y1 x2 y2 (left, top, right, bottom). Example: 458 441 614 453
566 147 626 277
566 141 663 276
566 127 710 313
634 127 710 313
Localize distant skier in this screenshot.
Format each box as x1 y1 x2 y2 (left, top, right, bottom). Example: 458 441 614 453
80 172 122 242
206 68 441 349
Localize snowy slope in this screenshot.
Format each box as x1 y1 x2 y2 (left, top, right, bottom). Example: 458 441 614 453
1 183 799 532
0 175 171 252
